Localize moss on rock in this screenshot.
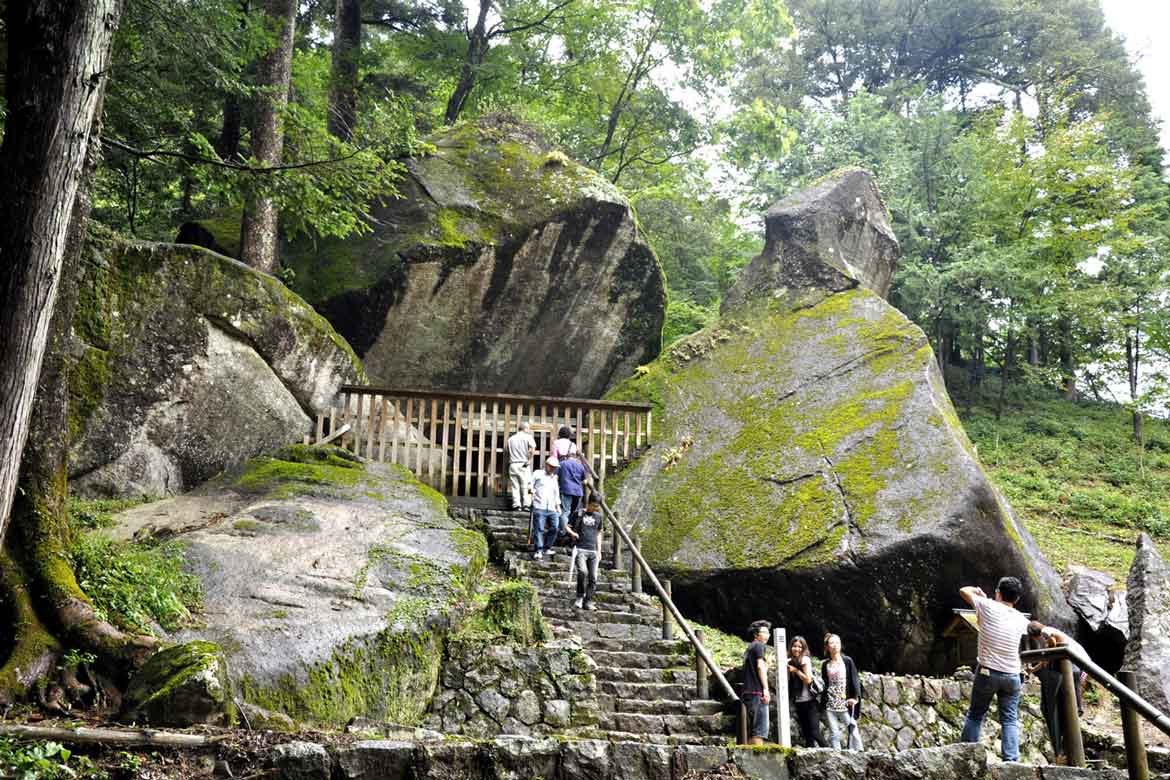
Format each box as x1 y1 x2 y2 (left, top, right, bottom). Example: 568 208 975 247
123 641 235 727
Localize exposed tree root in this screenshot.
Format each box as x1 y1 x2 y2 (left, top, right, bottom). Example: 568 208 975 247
0 549 63 707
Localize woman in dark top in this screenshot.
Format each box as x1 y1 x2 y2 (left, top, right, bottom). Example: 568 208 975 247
1027 623 1085 765
788 635 828 747
820 633 863 750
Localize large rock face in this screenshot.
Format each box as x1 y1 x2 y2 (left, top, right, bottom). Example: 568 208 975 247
1124 533 1170 713
69 234 364 497
282 115 666 397
608 169 1071 674
721 168 899 312
112 445 488 727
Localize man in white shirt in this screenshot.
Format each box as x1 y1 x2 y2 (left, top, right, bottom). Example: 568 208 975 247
959 575 1053 761
529 456 561 560
506 422 537 511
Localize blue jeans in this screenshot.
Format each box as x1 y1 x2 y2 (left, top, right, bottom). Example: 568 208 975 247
961 666 1022 761
532 509 559 553
559 494 583 537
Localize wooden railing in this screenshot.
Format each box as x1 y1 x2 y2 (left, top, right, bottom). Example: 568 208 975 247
1020 643 1170 778
306 386 653 497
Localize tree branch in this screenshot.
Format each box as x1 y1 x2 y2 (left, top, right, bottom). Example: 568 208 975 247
491 0 575 38
103 138 365 173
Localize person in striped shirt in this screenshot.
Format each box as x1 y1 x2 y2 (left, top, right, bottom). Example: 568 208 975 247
958 576 1045 762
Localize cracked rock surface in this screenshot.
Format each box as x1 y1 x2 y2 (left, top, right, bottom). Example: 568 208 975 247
608 168 1070 674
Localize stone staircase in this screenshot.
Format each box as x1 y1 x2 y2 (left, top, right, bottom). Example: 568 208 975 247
478 507 732 746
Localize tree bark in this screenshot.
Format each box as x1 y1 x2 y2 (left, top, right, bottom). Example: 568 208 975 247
217 94 244 160
0 0 121 547
443 0 491 125
328 0 362 141
1126 331 1143 446
239 0 297 273
1058 317 1077 400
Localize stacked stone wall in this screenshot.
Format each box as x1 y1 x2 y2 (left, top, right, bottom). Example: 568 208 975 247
421 638 601 737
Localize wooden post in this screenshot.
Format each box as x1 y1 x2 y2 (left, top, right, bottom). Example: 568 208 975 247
489 401 499 496
647 410 652 443
353 393 365 454
775 626 790 747
453 399 463 497
599 410 609 485
661 579 673 640
315 412 325 445
378 397 389 463
404 398 415 475
630 532 642 595
738 702 749 745
1059 657 1086 767
612 517 623 572
1119 670 1149 780
636 413 643 449
365 393 378 459
339 392 351 450
695 628 709 700
477 401 487 497
328 406 338 446
623 412 631 460
462 400 474 497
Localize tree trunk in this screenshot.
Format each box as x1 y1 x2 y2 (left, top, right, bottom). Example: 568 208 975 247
997 333 1015 420
1058 317 1077 400
239 0 297 273
443 0 491 125
1126 331 1143 446
328 0 362 141
217 93 243 160
0 0 122 547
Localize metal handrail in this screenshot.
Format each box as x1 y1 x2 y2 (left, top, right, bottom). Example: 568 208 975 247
1020 645 1170 737
596 496 739 704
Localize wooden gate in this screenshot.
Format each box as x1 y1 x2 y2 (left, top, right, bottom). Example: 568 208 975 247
305 385 653 498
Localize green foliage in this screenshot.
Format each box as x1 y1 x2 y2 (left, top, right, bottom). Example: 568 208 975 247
0 737 106 780
69 532 202 635
955 377 1170 579
67 497 148 530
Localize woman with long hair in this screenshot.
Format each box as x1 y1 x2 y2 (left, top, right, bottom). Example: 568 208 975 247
787 635 828 747
821 633 864 750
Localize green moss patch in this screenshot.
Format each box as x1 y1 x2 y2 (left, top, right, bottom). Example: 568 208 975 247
455 580 551 646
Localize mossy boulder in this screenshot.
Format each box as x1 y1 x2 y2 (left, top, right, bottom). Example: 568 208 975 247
108 445 489 727
275 114 665 397
122 640 233 726
607 170 1071 674
68 232 365 498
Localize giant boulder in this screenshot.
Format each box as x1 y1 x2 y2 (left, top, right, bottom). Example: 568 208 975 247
608 168 1071 674
113 445 488 727
69 234 364 497
1123 533 1170 713
281 115 666 397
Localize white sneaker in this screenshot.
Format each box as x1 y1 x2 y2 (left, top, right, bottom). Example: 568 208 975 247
586 603 597 611
545 548 555 557
574 598 584 609
533 551 543 560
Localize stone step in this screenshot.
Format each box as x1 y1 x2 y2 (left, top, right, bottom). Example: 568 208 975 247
598 712 726 736
594 666 697 686
542 604 657 626
608 698 725 717
586 638 692 655
573 730 729 747
547 618 664 642
588 650 692 669
598 680 694 701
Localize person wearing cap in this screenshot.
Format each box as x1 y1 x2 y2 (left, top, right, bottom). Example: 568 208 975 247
529 457 562 560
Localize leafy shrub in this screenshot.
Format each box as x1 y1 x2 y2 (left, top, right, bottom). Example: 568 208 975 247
70 533 202 634
0 737 105 780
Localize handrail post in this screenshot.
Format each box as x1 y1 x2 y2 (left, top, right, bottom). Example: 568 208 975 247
695 629 709 700
630 532 642 595
1059 657 1086 767
612 523 623 572
661 579 673 640
775 626 790 747
738 702 749 745
1119 670 1149 780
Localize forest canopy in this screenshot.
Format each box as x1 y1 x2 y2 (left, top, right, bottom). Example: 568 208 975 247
1 0 1167 422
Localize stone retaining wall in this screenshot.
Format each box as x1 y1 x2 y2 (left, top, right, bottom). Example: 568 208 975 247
848 672 1050 763
270 738 1130 780
421 638 601 737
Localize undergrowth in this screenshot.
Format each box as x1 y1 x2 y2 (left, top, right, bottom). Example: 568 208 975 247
951 375 1170 580
67 500 202 635
0 737 106 780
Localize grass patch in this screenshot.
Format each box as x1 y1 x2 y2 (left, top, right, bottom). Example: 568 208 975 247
69 532 202 635
67 496 149 529
953 377 1170 580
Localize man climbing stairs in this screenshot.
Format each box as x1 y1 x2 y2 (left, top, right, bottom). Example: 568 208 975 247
478 508 732 746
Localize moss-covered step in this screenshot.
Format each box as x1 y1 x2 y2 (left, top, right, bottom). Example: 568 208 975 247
122 641 234 726
271 114 665 397
606 169 1072 675
108 445 488 728
69 230 365 498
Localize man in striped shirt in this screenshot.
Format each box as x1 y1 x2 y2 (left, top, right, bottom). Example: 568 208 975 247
958 576 1041 762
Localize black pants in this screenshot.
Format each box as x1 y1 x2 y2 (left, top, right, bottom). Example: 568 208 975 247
795 699 828 747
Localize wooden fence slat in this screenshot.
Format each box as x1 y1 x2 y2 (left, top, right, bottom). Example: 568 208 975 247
404 398 414 473
366 393 378 459
453 399 463 497
623 411 631 461
315 412 325 445
647 410 653 443
462 401 474 498
440 399 451 493
476 401 487 497
428 399 438 487
378 398 389 462
339 392 351 450
636 413 643 449
575 407 583 451
328 406 338 446
600 410 609 483
540 403 549 466
489 401 500 496
353 393 365 456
